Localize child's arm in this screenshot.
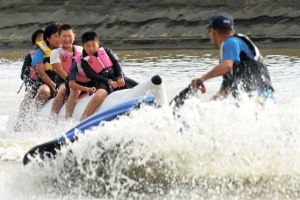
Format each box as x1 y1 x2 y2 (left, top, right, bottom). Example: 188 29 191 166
36 63 56 91
105 48 123 78
105 48 125 87
51 49 68 80
69 80 95 93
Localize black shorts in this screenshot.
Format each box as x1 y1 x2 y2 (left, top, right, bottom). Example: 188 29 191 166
95 82 113 94
55 75 68 90
23 80 40 96
94 77 139 95
76 81 95 88
30 81 43 97
35 72 57 99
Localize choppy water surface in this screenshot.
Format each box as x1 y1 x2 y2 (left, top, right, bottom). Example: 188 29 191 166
0 49 300 199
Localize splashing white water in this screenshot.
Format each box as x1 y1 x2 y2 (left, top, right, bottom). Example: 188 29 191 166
4 97 298 199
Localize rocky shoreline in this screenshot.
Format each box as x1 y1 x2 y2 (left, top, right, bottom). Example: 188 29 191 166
1 0 300 50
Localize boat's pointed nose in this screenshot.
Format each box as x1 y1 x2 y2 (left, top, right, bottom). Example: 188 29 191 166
151 75 162 85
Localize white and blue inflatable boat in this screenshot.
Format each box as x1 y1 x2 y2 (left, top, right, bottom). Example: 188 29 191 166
23 75 168 165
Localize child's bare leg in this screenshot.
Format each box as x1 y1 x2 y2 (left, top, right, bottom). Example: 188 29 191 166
65 88 81 119
35 84 51 109
51 84 66 116
80 89 108 121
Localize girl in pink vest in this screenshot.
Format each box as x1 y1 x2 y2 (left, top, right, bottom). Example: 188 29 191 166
21 29 44 95
15 29 44 131
50 24 83 116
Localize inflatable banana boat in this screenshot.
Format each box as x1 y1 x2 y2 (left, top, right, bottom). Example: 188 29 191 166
23 75 168 165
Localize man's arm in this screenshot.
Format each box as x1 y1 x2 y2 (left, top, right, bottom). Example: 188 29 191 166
200 59 234 82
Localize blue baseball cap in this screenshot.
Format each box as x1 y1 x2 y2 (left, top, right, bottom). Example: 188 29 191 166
208 12 234 29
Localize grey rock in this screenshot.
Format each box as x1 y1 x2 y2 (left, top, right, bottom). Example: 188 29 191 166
0 0 299 49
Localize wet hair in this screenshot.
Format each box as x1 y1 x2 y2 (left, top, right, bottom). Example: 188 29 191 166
58 23 73 35
81 31 99 44
43 23 60 45
31 29 43 45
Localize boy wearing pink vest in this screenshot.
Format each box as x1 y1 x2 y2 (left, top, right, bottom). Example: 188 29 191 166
67 31 138 121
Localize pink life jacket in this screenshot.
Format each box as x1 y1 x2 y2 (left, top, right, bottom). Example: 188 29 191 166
57 45 82 74
28 51 38 81
83 47 113 74
74 55 90 83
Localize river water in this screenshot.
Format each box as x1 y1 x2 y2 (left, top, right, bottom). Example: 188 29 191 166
0 49 300 199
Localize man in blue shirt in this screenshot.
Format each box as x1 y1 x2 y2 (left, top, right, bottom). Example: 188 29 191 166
192 12 274 99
